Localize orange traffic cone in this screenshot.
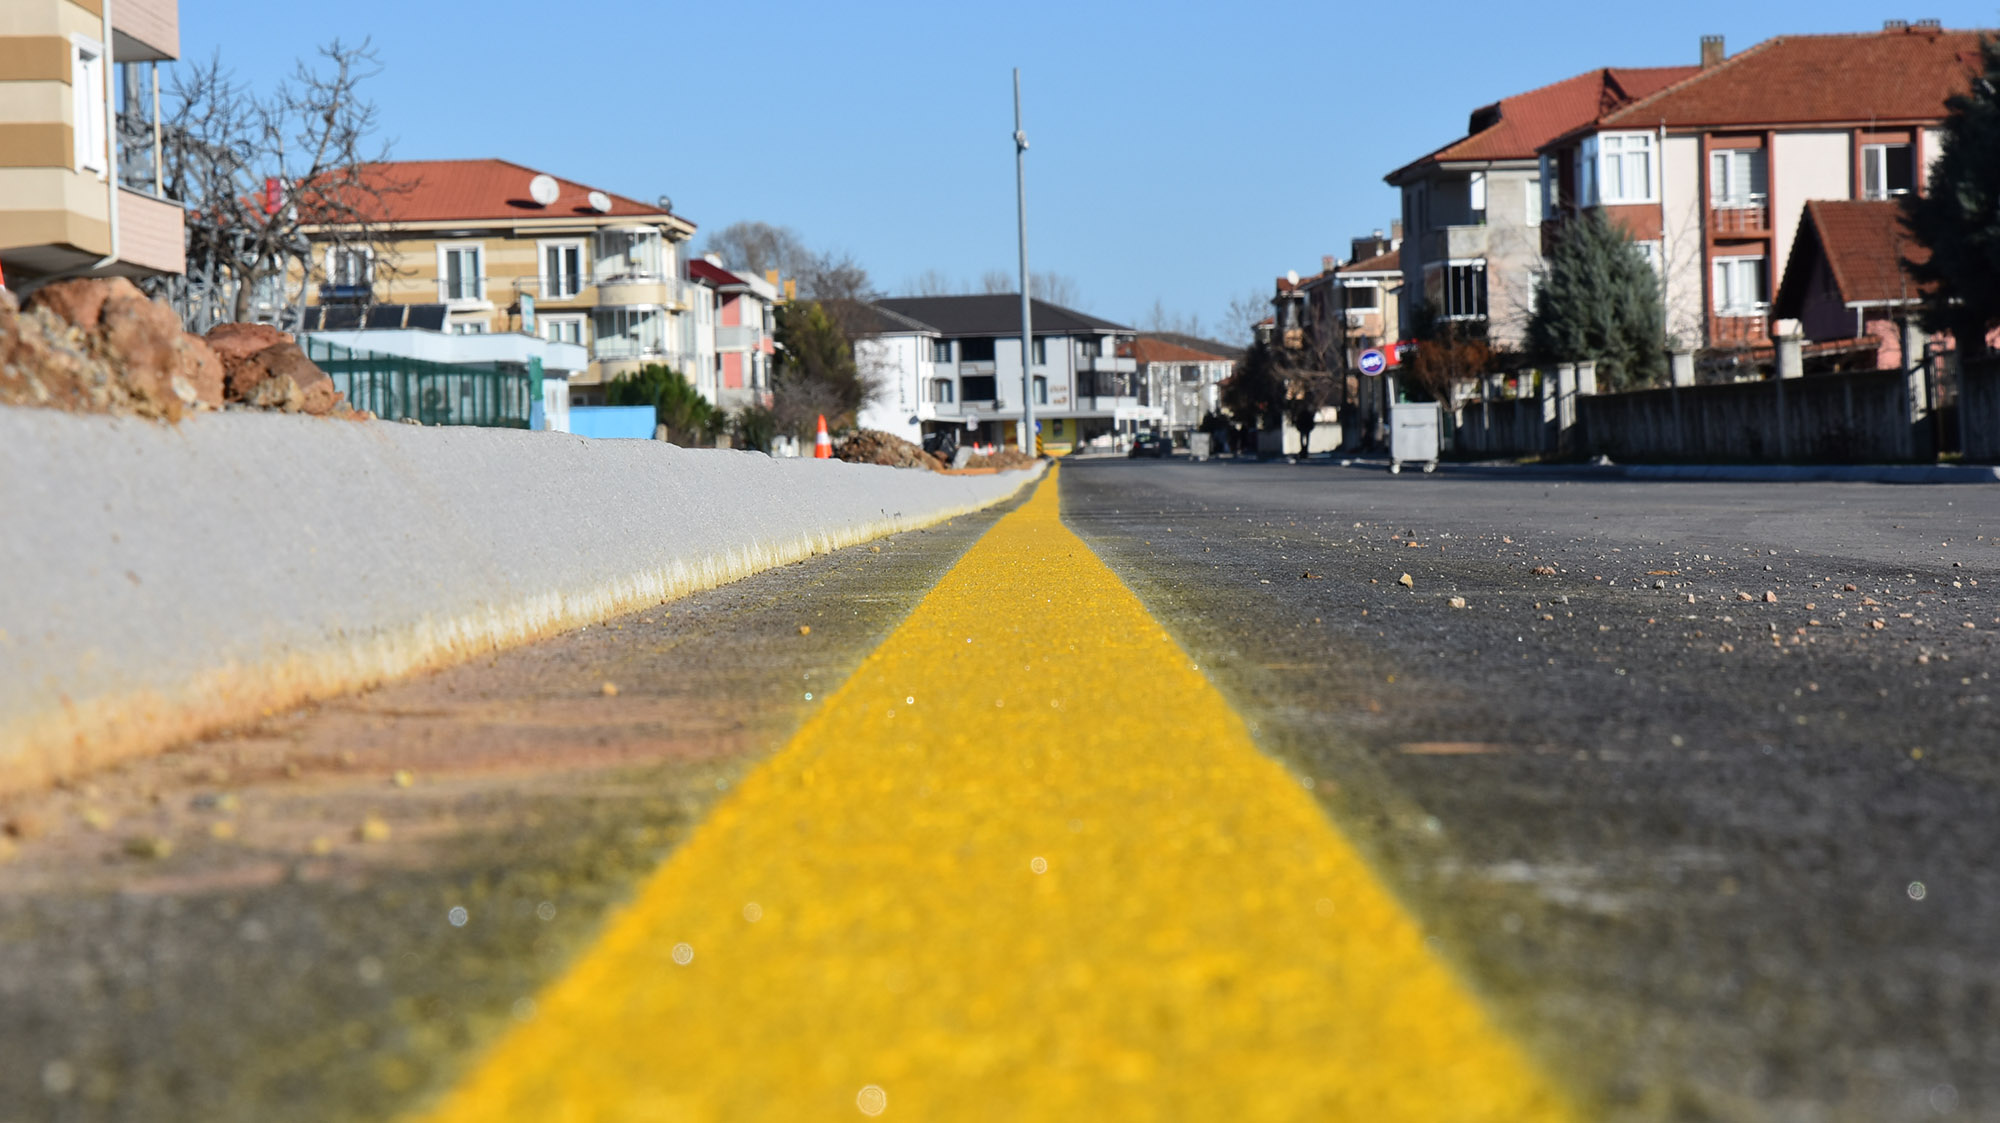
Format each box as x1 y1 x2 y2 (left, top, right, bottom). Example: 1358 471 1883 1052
814 414 832 459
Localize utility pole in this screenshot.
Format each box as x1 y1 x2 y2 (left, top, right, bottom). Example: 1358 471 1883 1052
1013 68 1035 455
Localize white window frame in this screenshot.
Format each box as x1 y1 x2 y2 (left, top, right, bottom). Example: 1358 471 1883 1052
1468 171 1488 221
1861 143 1914 200
325 245 373 288
1708 149 1767 208
450 320 490 336
1711 255 1767 318
1635 240 1663 276
71 35 107 175
930 378 954 404
437 242 486 304
1526 175 1543 227
538 239 586 299
930 338 953 363
1590 132 1657 205
1442 259 1488 321
539 314 585 345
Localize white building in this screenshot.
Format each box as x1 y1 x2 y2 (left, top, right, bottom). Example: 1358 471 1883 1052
853 295 1136 453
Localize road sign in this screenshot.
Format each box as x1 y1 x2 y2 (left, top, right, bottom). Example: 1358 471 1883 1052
1358 349 1387 376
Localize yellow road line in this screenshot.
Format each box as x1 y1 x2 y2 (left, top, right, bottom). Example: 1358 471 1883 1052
415 466 1574 1121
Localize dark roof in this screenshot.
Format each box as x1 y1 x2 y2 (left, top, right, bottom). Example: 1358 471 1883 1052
1388 65 1696 182
867 294 1133 337
1592 28 1987 132
1137 331 1244 360
1775 200 1931 316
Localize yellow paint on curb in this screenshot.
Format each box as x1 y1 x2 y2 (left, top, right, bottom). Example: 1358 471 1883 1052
415 466 1574 1121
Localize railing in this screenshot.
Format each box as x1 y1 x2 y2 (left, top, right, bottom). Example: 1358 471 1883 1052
592 337 671 362
1711 196 1769 235
714 324 761 351
304 338 534 428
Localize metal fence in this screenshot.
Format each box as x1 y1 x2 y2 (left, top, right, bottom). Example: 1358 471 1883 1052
303 338 536 429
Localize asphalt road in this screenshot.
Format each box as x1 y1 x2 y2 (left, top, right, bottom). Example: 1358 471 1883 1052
3 459 1998 1122
1061 456 2000 1123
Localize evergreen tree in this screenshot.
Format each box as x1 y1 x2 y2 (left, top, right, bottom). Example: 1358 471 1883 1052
1527 209 1665 391
605 363 713 445
1903 37 2000 357
773 300 869 438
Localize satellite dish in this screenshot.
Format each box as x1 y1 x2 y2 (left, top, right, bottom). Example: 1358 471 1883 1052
528 174 559 207
1286 269 1301 285
656 195 673 212
588 191 612 213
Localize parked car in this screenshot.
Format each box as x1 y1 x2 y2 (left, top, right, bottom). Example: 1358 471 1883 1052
1128 432 1170 459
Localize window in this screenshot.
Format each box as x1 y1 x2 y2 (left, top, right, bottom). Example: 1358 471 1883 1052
930 338 952 363
1526 176 1543 226
1635 241 1663 275
1032 337 1047 364
1709 149 1767 206
72 37 106 174
1588 133 1655 204
326 246 372 288
1178 365 1201 383
1468 172 1487 223
540 315 585 345
1711 256 1767 316
439 244 484 302
540 241 584 299
1862 143 1914 199
930 379 955 404
1444 261 1488 320
958 337 996 363
450 321 489 335
1033 376 1048 405
960 375 998 401
1342 285 1381 310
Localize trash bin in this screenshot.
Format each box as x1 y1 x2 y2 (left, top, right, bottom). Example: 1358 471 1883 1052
1189 432 1212 462
1389 402 1440 474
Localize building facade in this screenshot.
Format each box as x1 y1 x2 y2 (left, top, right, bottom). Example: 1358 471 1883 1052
1385 64 1696 349
300 159 697 406
1124 336 1238 440
0 0 184 290
687 256 776 412
852 295 1136 452
1536 24 1983 354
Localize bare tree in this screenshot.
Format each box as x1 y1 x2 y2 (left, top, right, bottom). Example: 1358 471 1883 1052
980 269 1014 294
1221 287 1272 345
704 221 813 280
904 268 962 296
1029 271 1084 310
161 39 406 332
1143 299 1205 338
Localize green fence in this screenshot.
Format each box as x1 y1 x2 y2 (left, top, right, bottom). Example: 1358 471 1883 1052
304 338 537 428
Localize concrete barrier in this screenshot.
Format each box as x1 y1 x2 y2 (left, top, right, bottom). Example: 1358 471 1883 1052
0 409 1041 794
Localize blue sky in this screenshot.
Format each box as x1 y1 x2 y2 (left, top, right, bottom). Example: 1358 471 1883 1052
183 1 1997 339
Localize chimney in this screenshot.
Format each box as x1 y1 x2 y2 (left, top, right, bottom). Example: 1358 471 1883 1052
1700 34 1725 68
1322 255 1336 272
1390 219 1404 243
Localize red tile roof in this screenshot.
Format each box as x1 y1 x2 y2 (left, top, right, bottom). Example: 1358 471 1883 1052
1390 65 1697 181
327 159 688 226
1598 28 1988 129
1343 249 1402 275
1122 338 1237 364
688 258 746 286
1788 200 1931 307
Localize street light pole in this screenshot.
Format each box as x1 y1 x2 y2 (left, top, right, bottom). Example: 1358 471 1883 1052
1013 68 1035 455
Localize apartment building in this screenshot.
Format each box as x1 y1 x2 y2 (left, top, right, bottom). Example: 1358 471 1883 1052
1123 336 1238 440
852 294 1136 452
1385 63 1697 348
1536 23 1985 352
0 0 184 290
686 256 776 411
300 159 697 404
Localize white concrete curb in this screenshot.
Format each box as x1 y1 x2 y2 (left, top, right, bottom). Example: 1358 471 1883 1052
0 409 1042 794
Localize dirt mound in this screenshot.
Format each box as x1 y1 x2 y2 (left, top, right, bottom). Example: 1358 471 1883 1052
0 278 364 422
966 448 1040 471
834 429 944 471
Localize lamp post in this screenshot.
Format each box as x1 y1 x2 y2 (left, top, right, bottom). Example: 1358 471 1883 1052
1013 68 1035 454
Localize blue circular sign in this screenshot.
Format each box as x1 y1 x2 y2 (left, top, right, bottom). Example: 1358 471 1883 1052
1358 349 1387 376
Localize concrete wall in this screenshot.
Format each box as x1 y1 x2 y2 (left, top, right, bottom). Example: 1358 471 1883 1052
1454 398 1548 457
1576 369 1920 462
1660 135 1708 349
1770 131 1852 292
0 409 1040 794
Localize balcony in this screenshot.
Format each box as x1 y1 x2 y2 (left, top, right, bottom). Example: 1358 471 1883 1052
1711 196 1769 236
111 0 179 61
1076 354 1137 374
1422 223 1490 263
115 187 183 275
714 324 762 351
